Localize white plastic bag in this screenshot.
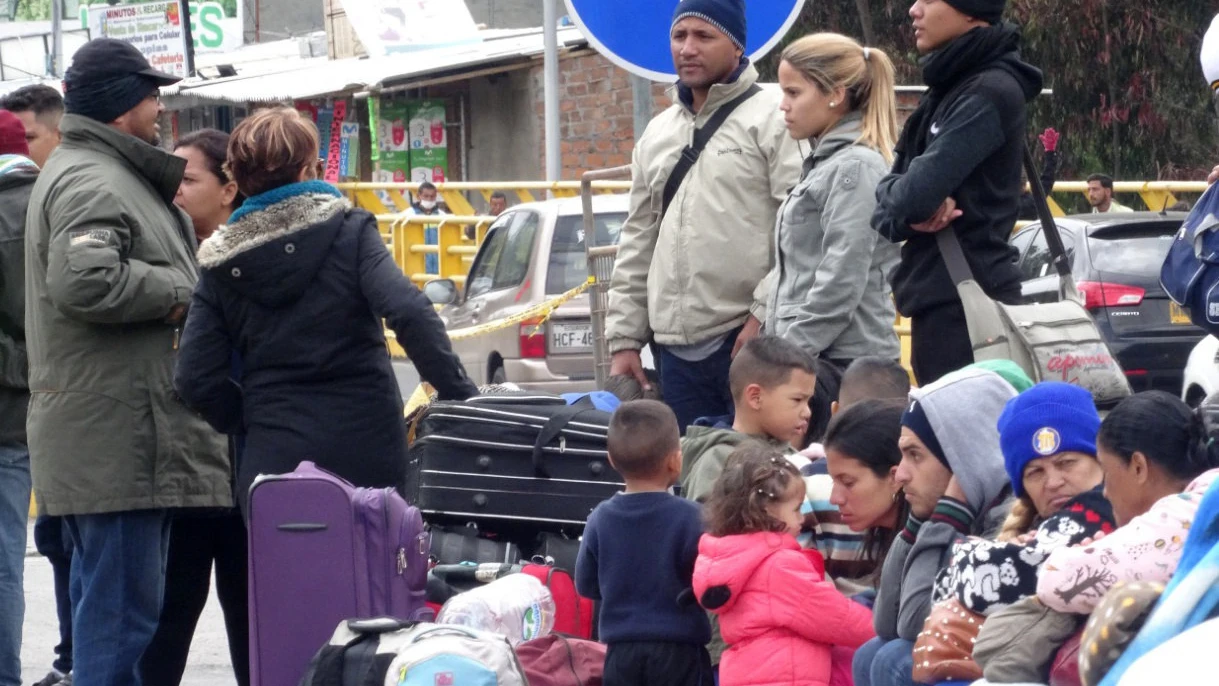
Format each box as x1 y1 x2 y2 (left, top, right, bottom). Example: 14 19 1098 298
436 573 555 644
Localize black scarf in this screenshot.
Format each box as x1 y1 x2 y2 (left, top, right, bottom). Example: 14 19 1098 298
895 23 1025 167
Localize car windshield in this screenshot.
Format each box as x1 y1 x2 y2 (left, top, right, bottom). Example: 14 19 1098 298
545 212 627 294
1088 227 1177 277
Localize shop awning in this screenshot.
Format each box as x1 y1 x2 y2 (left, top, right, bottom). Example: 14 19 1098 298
165 27 588 106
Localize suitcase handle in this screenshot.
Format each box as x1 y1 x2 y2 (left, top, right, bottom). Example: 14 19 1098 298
531 405 591 478
277 522 328 532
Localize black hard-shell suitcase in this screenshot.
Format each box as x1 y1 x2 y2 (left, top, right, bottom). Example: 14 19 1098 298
406 394 623 526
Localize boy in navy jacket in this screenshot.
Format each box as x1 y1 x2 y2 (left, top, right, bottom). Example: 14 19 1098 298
576 400 712 686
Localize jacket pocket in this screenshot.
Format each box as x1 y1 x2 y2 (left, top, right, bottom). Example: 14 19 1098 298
65 241 120 273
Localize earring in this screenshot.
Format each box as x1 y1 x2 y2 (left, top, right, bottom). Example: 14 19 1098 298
830 102 837 108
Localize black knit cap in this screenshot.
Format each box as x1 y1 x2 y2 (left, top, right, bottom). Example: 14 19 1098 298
943 0 1006 24
63 38 181 124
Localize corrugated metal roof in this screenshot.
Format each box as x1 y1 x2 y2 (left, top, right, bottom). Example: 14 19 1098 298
165 27 587 106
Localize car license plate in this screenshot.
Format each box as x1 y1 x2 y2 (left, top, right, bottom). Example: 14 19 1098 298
550 322 593 352
1170 302 1192 325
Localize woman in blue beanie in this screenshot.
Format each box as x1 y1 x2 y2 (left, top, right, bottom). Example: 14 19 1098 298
931 382 1114 617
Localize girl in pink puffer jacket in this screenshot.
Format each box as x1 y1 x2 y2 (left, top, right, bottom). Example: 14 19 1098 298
693 445 875 686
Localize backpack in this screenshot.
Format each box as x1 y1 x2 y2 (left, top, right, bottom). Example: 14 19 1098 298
299 618 528 686
1161 183 1219 335
519 562 597 640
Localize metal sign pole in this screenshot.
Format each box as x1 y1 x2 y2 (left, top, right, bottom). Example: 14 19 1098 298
543 0 560 187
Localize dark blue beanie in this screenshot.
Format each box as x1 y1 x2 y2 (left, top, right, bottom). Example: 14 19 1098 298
998 382 1100 497
901 399 949 470
672 0 747 51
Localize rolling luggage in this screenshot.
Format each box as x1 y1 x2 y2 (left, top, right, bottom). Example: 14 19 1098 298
406 395 623 527
247 461 432 686
429 524 521 565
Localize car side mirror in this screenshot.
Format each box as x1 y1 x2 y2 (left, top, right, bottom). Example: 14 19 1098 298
423 279 458 306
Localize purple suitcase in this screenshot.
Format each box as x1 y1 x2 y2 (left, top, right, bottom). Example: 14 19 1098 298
247 461 432 686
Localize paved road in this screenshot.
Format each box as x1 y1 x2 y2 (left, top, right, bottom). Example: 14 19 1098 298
21 521 240 686
19 357 591 684
17 362 422 686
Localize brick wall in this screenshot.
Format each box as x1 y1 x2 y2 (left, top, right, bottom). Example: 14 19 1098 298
533 51 672 180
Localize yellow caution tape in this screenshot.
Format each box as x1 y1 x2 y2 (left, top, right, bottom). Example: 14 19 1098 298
404 382 434 418
387 278 594 345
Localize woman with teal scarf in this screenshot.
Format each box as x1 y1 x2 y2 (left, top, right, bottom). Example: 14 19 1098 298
173 107 477 516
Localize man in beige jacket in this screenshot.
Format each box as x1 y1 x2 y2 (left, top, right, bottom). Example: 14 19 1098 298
606 0 801 432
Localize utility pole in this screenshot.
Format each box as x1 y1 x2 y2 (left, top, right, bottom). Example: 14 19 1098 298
50 0 63 77
181 0 196 76
631 75 652 143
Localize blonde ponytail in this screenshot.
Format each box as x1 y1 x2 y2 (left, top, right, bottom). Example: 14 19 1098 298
996 497 1039 542
780 33 899 164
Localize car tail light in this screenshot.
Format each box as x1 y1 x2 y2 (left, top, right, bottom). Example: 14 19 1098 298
519 319 546 359
1124 369 1148 377
1077 281 1145 310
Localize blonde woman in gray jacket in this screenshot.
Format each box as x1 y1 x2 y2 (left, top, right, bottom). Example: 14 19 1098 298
767 33 901 369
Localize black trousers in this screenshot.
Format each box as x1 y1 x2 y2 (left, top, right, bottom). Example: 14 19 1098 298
910 300 974 386
33 515 73 674
137 511 250 686
604 641 714 686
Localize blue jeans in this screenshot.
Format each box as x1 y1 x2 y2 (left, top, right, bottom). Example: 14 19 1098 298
33 515 73 674
657 333 738 433
66 510 171 686
0 443 29 686
853 637 924 686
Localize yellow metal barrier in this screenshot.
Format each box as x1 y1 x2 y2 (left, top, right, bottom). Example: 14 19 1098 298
336 181 632 218
1041 181 1208 216
381 214 498 287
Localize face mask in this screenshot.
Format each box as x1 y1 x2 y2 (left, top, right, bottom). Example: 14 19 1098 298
420 199 437 210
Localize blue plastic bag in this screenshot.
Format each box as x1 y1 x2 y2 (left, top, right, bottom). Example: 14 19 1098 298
1161 183 1219 334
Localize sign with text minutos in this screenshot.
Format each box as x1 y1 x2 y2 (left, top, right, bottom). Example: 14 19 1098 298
564 0 807 82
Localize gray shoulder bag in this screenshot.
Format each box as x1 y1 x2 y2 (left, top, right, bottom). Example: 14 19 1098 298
934 145 1132 406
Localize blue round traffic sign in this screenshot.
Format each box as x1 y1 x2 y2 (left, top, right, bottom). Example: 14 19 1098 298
564 0 807 81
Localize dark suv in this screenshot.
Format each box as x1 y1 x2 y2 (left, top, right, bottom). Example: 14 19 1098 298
1010 212 1205 393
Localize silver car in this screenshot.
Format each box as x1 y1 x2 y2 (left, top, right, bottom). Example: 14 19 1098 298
424 194 628 393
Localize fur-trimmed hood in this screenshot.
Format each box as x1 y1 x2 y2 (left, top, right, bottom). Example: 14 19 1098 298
197 181 351 308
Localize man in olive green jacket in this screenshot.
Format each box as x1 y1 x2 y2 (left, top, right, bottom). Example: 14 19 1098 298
23 39 230 686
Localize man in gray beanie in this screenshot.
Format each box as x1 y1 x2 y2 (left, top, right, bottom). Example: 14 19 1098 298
606 0 801 433
871 0 1043 387
24 38 230 686
853 367 1017 686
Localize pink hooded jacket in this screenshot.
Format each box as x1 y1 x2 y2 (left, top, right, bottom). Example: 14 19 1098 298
693 532 875 686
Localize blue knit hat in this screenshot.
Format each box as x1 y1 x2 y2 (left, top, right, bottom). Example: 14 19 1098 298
671 0 747 51
998 382 1101 497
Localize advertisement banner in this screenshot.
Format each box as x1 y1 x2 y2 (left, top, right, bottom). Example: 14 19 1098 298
367 96 381 163
336 0 479 56
373 97 411 184
316 103 335 166
323 100 349 184
83 1 244 55
340 122 360 180
409 99 447 150
409 147 448 185
85 1 188 78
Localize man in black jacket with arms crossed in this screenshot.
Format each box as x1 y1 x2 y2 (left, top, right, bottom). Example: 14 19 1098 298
872 0 1042 385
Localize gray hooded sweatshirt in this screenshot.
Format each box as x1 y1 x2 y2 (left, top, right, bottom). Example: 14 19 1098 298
873 367 1016 641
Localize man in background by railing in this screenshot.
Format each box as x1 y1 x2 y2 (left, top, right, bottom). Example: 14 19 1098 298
407 181 451 273
1088 173 1135 213
605 0 801 432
